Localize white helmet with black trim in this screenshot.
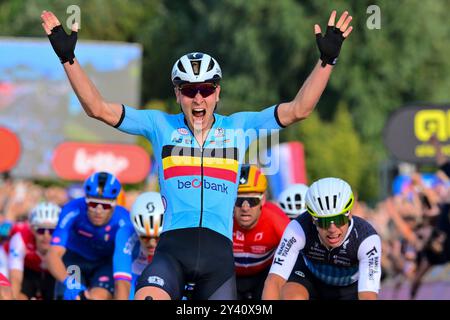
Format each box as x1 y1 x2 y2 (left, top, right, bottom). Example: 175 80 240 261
305 177 354 218
277 184 309 219
29 202 61 228
130 192 165 238
171 52 222 85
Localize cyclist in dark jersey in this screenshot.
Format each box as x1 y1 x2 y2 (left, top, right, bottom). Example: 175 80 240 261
264 177 382 300
41 9 354 300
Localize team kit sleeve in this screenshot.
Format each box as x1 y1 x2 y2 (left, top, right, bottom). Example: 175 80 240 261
115 105 163 143
50 206 79 248
357 234 382 293
112 225 136 283
268 220 306 280
7 233 26 272
230 105 285 133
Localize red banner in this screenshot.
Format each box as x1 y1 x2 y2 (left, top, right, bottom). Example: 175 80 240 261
0 127 21 172
52 142 151 183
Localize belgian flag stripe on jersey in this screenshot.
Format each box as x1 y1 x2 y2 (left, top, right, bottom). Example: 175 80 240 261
162 145 239 183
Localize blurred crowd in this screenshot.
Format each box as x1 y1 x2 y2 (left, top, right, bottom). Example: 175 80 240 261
1 140 450 300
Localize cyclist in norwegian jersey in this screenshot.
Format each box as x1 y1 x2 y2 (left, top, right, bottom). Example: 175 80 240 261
7 202 60 300
46 172 132 300
277 184 309 220
263 177 382 300
114 192 163 300
41 9 353 299
0 272 13 300
233 165 290 300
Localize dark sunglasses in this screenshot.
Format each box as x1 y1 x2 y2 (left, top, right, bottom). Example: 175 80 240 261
235 196 262 208
179 83 217 98
35 228 55 235
86 201 114 210
140 235 156 241
314 214 349 229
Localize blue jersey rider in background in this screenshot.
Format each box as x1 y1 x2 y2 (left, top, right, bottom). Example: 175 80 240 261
46 171 132 300
113 192 163 300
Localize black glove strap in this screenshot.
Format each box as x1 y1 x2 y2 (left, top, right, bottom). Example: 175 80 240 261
316 26 345 67
48 25 77 65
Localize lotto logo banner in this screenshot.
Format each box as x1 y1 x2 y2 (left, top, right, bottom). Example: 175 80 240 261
384 105 450 163
52 142 150 183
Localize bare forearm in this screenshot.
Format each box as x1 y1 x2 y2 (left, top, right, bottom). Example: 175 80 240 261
358 291 377 300
9 270 23 299
114 280 131 300
63 59 105 119
46 251 68 282
262 274 286 300
292 61 333 119
278 61 333 126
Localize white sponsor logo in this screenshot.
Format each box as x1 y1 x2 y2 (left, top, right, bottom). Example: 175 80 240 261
295 271 305 278
147 276 165 287
74 148 129 176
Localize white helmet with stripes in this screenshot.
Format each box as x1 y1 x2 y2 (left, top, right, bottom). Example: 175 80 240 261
171 52 222 85
277 184 309 219
305 177 354 218
29 202 61 228
130 192 165 238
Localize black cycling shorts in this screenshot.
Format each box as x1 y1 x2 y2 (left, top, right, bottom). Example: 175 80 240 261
236 266 270 300
21 268 55 300
287 256 358 300
136 227 236 300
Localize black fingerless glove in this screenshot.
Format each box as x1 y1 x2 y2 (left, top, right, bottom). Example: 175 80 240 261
316 26 345 67
48 25 77 65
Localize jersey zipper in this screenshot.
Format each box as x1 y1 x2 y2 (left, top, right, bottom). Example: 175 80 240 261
199 145 204 227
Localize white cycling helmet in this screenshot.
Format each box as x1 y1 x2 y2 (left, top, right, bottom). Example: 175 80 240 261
29 202 61 228
305 177 354 218
130 192 165 238
277 184 309 219
171 52 222 85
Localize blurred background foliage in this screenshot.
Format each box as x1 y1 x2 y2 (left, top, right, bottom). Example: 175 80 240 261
1 0 449 201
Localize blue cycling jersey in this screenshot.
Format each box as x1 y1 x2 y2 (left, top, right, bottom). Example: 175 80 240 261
51 198 132 261
116 105 283 240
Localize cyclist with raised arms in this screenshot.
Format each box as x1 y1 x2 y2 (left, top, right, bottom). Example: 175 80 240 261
7 202 60 300
113 192 163 300
277 184 309 220
40 9 353 300
46 171 132 300
263 177 381 300
233 165 290 300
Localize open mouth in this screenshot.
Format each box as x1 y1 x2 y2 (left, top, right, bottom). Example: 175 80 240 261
326 234 341 245
192 108 206 122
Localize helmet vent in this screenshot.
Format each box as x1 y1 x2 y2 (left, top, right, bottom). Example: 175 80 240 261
160 214 164 226
325 196 330 210
317 197 324 211
177 61 186 73
344 197 353 210
333 195 337 208
191 61 200 75
135 215 143 228
150 215 154 229
207 59 214 72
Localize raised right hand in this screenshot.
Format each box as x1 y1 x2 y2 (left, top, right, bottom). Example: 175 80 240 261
41 10 78 65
